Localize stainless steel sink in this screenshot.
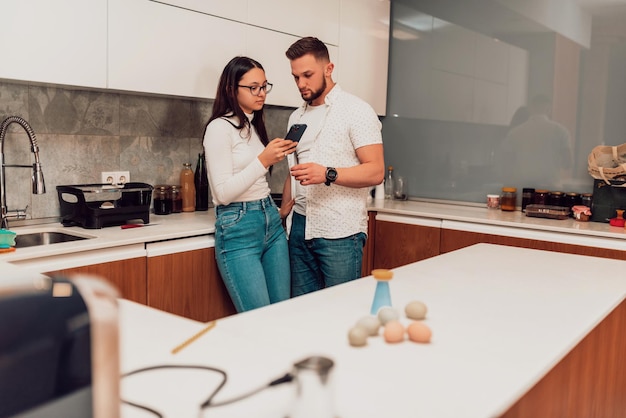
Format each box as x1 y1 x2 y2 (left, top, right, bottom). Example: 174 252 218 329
14 229 95 249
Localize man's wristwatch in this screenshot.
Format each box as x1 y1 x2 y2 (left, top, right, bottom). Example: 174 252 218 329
325 167 338 186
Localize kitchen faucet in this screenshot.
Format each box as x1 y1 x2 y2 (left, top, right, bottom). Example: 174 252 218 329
0 116 46 229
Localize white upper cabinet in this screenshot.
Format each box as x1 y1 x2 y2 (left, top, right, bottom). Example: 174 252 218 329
0 0 107 89
245 27 301 108
338 0 390 116
152 0 246 21
248 0 340 45
108 0 246 99
2 0 387 109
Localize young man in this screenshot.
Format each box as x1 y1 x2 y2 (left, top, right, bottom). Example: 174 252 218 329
281 36 385 297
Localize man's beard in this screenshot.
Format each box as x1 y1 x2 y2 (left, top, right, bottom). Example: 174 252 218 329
303 78 326 104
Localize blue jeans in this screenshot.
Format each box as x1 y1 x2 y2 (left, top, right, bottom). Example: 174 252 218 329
215 196 290 312
289 212 366 297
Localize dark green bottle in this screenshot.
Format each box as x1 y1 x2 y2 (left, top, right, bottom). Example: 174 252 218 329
194 152 209 211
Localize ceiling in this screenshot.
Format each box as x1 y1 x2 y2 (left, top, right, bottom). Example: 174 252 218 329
394 0 626 47
578 0 626 17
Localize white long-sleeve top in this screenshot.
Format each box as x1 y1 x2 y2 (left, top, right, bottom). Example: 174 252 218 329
203 114 269 206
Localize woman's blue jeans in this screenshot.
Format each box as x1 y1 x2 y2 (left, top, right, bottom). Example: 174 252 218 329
289 212 366 297
215 196 291 312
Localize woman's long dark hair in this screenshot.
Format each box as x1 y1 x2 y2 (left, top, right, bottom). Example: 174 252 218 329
207 56 269 146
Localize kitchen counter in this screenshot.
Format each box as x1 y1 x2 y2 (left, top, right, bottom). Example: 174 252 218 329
0 211 216 263
118 243 626 417
2 199 625 267
368 199 626 241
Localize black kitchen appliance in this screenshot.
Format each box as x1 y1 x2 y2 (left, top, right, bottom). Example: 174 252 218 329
590 179 626 223
0 274 120 418
57 183 153 229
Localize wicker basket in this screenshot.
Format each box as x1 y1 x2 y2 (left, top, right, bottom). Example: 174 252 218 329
588 143 626 183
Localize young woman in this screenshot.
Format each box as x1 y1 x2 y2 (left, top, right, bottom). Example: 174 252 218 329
203 56 295 312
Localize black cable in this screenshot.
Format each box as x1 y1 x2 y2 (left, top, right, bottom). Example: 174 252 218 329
201 372 294 409
120 364 295 417
121 364 227 418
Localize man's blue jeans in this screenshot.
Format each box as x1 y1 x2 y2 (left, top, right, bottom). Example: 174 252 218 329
289 212 366 297
215 196 290 312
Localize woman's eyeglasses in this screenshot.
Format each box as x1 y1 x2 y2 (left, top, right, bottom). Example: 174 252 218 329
238 83 273 96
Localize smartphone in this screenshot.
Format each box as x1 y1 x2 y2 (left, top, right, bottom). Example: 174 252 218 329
285 124 307 142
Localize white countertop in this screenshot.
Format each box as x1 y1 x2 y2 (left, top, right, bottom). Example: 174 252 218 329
0 211 216 263
2 199 624 267
118 243 626 418
368 199 626 241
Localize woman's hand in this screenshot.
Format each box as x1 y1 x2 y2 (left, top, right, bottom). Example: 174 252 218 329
258 138 297 168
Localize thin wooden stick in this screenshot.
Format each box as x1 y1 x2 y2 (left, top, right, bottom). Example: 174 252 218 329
171 321 217 355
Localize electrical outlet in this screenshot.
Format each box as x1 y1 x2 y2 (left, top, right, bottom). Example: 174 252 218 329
101 171 130 185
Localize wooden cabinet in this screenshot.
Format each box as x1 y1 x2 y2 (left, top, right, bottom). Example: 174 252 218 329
441 221 626 260
368 214 626 273
46 257 147 304
0 0 107 88
146 236 236 322
38 236 236 322
440 227 626 261
372 214 441 270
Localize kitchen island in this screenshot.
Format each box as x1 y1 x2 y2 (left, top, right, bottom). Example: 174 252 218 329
118 243 626 418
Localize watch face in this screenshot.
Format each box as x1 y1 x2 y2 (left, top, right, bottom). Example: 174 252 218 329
325 167 337 186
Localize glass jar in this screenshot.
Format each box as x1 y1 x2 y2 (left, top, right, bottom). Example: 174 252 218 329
547 191 565 207
533 189 549 205
393 175 408 200
153 185 172 215
581 193 593 208
500 187 517 211
487 194 500 209
180 162 196 212
521 188 535 212
564 192 581 216
170 185 183 213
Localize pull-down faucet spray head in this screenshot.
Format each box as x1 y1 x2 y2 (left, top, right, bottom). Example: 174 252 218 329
0 116 46 229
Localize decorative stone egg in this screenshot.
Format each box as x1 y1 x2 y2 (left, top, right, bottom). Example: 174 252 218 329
356 316 381 336
348 326 368 347
405 300 428 320
377 307 399 325
383 320 405 343
407 321 432 343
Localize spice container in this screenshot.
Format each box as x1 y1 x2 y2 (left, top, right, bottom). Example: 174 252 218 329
521 188 535 212
153 185 172 215
170 185 183 213
487 194 500 209
563 192 581 217
547 191 564 207
533 189 549 205
500 187 517 211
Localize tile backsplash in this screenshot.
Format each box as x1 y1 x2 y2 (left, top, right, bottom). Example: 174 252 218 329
0 80 293 223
